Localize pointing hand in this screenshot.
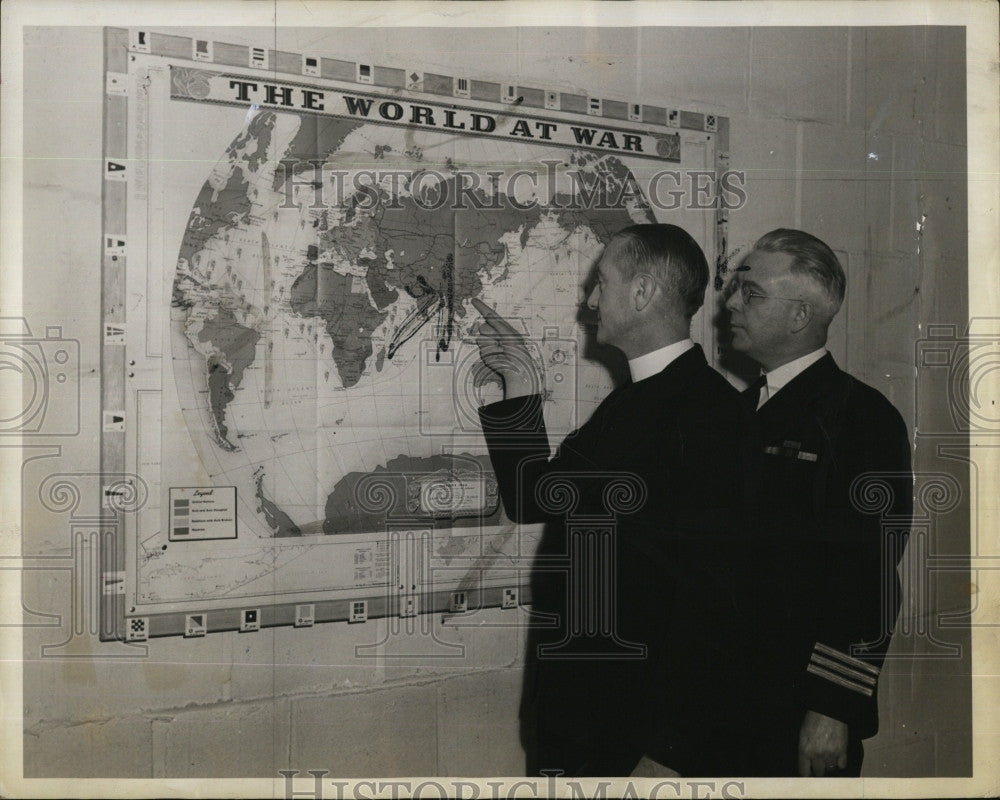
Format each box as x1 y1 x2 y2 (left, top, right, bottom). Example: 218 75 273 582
471 297 542 400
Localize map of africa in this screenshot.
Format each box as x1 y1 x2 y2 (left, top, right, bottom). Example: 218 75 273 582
168 93 654 548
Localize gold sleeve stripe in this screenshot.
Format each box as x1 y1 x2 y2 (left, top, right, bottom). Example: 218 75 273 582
806 664 875 697
814 641 881 677
810 653 877 686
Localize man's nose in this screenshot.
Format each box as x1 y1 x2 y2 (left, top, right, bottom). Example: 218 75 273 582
723 285 740 311
586 285 600 311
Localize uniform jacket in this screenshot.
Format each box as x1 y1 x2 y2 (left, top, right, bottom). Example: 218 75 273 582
744 352 912 740
479 344 753 773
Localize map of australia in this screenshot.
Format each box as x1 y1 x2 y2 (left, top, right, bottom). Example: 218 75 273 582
170 75 654 539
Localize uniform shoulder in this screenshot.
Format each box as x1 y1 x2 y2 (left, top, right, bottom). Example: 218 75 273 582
838 371 908 432
694 360 744 399
682 362 750 423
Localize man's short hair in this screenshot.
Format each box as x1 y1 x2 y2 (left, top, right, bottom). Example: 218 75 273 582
611 223 709 319
752 228 846 317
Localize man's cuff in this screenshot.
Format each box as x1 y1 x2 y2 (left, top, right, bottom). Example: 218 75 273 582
803 641 880 730
807 642 880 697
478 393 545 436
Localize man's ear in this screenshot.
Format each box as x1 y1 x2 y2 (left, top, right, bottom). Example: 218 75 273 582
633 273 657 312
789 301 814 333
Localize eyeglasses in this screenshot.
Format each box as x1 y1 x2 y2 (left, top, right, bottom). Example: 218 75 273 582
725 280 804 305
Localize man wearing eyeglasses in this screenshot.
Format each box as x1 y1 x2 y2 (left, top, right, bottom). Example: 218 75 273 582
723 228 912 777
474 224 752 777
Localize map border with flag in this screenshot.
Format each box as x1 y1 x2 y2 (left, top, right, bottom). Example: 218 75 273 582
99 26 730 641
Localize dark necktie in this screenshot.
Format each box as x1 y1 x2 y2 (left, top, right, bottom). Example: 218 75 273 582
746 374 767 410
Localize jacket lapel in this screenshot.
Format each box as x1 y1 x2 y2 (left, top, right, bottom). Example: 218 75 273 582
752 353 841 439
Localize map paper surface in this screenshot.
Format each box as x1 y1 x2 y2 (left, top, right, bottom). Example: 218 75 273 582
127 60 712 612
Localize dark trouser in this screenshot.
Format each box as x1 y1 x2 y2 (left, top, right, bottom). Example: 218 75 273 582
524 699 643 778
524 702 744 778
520 639 647 777
527 737 642 778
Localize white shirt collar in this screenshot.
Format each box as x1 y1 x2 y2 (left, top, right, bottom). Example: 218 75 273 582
760 347 828 404
628 339 695 383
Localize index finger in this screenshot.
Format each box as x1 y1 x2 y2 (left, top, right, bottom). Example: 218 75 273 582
797 753 811 778
470 297 519 335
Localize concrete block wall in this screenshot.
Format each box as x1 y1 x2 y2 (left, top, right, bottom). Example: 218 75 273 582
19 23 969 778
23 597 529 777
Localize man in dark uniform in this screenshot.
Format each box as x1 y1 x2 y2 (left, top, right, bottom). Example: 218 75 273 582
472 224 752 777
724 228 912 776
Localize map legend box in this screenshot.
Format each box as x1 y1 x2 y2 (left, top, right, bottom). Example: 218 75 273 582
168 487 238 541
